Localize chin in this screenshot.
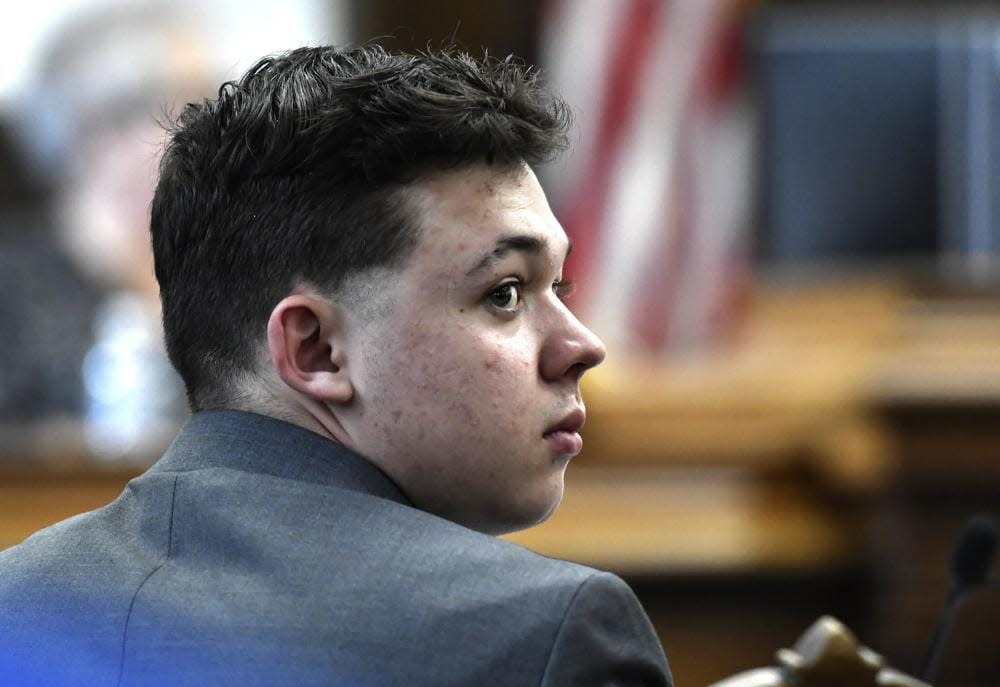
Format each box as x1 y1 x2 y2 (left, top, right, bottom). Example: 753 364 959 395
480 486 565 536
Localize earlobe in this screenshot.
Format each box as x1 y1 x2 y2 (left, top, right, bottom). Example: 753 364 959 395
267 295 354 404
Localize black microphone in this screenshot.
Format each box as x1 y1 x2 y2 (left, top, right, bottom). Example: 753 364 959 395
920 514 998 683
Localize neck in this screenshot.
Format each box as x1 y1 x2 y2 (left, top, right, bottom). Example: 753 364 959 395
225 380 355 449
295 395 355 447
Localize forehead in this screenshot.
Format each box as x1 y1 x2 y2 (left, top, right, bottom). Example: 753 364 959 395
406 163 568 270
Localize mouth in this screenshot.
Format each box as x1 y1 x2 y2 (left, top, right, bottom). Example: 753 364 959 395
543 408 586 456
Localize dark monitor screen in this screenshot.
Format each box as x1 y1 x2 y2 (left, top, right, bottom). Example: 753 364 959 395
752 8 943 263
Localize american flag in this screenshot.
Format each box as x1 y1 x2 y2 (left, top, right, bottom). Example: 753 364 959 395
541 0 756 355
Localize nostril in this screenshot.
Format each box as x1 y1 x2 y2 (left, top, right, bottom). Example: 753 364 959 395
566 361 590 382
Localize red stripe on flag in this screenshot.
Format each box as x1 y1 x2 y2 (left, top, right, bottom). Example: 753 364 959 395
701 3 753 347
698 1 749 112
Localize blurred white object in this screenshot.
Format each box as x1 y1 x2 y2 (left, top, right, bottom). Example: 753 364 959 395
82 291 182 459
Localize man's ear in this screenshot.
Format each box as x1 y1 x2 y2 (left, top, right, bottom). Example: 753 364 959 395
266 294 353 404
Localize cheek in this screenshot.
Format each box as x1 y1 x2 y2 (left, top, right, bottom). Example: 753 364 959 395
480 350 534 410
370 320 538 437
475 340 536 425
374 324 475 413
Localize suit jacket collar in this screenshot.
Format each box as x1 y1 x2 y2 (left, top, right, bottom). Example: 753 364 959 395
151 409 411 507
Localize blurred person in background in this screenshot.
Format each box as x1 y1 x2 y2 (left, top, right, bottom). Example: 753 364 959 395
0 44 672 685
11 3 214 455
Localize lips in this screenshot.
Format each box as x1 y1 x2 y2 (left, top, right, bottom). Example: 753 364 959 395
545 408 586 435
543 408 586 456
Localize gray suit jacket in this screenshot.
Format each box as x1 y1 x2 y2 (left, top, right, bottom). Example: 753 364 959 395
0 410 672 686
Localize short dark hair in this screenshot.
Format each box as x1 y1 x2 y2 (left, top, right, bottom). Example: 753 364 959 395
151 44 570 410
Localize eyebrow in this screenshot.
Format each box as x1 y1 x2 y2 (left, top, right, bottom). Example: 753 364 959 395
464 234 573 277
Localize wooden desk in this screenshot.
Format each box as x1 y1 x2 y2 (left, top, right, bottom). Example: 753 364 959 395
506 466 859 575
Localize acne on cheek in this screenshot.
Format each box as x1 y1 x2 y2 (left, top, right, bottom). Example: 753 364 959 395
483 353 532 375
482 349 519 375
459 402 481 428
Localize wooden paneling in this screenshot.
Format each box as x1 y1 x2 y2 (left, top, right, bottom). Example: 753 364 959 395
0 469 135 550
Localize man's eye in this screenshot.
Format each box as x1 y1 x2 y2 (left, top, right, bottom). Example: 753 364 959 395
488 282 521 311
553 279 574 300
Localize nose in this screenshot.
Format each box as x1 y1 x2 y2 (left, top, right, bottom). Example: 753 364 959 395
539 303 607 384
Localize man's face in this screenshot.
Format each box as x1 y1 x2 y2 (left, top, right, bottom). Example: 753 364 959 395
344 162 606 534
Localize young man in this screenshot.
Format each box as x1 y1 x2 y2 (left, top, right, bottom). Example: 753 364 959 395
0 46 672 685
